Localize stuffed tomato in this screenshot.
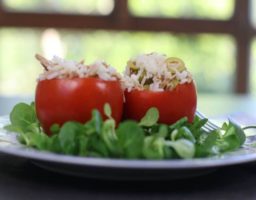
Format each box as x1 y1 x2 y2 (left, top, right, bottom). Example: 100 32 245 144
35 55 123 135
123 53 197 124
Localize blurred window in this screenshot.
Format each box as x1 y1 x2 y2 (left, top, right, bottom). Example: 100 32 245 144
0 28 235 95
250 0 256 94
250 0 256 27
2 0 114 15
250 39 256 94
0 0 253 95
128 0 234 19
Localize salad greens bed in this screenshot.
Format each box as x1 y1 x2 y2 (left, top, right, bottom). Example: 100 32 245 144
4 102 248 159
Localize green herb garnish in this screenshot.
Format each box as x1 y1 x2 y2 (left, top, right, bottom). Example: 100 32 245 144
4 102 251 159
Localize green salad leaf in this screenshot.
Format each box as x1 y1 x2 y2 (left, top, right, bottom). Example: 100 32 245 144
4 102 250 160
166 139 195 159
117 121 144 158
139 107 159 127
143 136 166 159
103 103 112 119
5 102 40 134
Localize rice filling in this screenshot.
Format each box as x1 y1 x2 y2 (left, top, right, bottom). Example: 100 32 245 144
36 54 121 81
123 52 193 92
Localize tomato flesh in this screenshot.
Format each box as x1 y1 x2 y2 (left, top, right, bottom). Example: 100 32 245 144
124 82 197 124
35 77 123 135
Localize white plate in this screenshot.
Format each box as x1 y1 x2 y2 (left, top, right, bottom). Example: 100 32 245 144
1 116 256 180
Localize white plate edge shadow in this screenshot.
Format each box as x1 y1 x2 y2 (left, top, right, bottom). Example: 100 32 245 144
1 115 256 170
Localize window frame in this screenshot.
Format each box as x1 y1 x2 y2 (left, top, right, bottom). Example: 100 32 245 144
0 0 251 93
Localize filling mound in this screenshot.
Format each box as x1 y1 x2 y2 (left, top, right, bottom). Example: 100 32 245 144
36 54 121 81
123 52 193 92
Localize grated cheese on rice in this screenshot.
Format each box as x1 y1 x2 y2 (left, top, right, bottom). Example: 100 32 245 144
123 52 193 92
36 55 121 81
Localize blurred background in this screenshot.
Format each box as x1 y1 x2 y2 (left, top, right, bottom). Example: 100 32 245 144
0 0 255 116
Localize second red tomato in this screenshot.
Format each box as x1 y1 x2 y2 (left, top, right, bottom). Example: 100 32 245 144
124 82 197 124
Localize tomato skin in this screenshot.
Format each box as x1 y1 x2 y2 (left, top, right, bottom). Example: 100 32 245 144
124 82 197 124
35 77 123 135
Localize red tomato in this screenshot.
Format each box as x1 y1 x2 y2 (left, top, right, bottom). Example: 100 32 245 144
35 77 123 135
124 82 197 124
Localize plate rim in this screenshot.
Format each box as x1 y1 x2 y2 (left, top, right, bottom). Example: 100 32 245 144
1 115 256 170
0 145 256 170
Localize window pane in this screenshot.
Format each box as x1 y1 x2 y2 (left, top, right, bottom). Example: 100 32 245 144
250 39 256 94
250 0 256 27
129 0 234 20
2 0 114 15
0 29 235 95
0 29 41 95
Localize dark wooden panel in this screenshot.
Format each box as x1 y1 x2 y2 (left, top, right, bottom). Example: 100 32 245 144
128 17 234 34
0 12 113 29
233 0 251 93
0 11 234 34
